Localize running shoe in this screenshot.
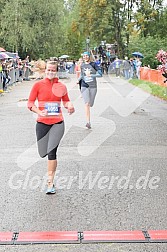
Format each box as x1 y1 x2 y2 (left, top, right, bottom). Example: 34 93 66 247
86 123 91 129
46 185 56 194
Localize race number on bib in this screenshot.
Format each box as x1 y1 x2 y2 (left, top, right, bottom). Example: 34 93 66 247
84 76 93 83
45 102 60 116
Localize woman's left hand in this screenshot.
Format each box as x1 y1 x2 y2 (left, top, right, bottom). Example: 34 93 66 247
67 102 75 114
68 106 75 115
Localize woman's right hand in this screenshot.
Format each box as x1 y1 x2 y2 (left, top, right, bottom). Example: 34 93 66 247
38 109 47 117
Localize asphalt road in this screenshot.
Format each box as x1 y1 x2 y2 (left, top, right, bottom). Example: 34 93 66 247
0 74 167 251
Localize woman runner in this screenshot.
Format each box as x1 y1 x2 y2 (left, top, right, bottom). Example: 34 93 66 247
80 51 102 129
27 61 75 194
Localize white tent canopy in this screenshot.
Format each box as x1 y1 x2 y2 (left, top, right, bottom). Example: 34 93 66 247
59 55 69 59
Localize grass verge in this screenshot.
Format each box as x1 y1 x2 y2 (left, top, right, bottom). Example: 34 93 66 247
129 79 167 101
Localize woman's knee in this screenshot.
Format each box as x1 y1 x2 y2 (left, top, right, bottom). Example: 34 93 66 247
85 103 90 107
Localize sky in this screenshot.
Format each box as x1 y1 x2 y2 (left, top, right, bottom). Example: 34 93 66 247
163 0 167 6
163 0 167 7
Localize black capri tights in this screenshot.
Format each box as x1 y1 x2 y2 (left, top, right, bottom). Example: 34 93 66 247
36 121 64 160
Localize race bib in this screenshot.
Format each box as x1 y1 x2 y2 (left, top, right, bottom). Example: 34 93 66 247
45 102 60 116
84 76 93 83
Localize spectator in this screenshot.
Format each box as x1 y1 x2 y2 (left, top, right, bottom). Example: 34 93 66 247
94 56 101 67
2 61 11 92
122 56 131 79
0 62 2 87
129 58 135 79
18 60 24 82
113 57 122 77
136 58 142 79
24 56 31 81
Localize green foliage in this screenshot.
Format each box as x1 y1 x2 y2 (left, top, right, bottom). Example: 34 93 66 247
133 0 164 37
129 79 167 101
128 36 167 68
0 0 65 59
151 8 167 37
0 0 166 60
78 0 123 50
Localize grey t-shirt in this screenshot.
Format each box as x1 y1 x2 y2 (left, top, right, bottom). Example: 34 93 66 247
81 62 97 88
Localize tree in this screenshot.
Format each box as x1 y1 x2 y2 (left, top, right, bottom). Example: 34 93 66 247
133 0 164 37
128 35 167 68
0 0 66 59
0 0 166 60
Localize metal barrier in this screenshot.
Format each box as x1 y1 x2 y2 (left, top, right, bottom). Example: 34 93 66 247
0 68 20 93
58 69 69 79
8 68 19 85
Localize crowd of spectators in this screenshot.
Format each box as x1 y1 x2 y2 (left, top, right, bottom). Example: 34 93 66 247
107 56 142 79
91 44 143 79
0 46 143 94
0 55 32 92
